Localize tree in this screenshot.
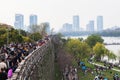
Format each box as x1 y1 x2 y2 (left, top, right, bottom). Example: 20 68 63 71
28 23 48 37
39 23 48 36
15 35 23 43
93 42 107 61
0 28 6 35
65 39 91 59
29 32 42 41
29 25 41 33
19 29 28 36
107 51 116 61
78 38 84 41
0 34 6 46
85 34 104 48
23 36 32 42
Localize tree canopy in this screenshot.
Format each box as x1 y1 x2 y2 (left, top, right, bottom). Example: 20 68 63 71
93 42 116 61
29 32 42 41
85 34 104 48
65 39 91 59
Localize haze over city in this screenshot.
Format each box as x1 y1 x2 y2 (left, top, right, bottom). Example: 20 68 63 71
0 0 120 31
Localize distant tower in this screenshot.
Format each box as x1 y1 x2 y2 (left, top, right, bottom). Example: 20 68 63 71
97 16 103 32
29 14 38 26
73 15 80 31
86 20 94 32
14 14 24 29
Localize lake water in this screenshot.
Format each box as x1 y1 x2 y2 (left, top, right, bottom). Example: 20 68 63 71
103 37 120 56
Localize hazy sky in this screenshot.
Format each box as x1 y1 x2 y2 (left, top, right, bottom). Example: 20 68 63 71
0 0 120 31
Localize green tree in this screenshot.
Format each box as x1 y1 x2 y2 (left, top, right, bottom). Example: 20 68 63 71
29 32 42 41
19 29 28 36
78 38 84 41
0 34 7 46
93 42 107 61
15 35 23 43
65 39 91 59
0 24 32 46
107 51 116 61
86 34 104 48
0 28 6 35
23 36 32 42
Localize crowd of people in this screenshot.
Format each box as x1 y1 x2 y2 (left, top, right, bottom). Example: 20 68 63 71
77 59 120 80
0 37 49 80
64 65 78 80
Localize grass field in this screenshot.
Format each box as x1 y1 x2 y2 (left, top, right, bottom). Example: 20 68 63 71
72 59 120 80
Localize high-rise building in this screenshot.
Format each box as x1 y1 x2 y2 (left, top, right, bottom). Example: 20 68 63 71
97 16 103 32
89 20 94 32
86 20 94 32
86 24 90 31
14 14 24 29
62 23 72 32
29 14 38 26
73 15 80 31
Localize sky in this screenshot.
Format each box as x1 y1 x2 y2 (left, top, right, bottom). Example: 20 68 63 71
0 0 120 31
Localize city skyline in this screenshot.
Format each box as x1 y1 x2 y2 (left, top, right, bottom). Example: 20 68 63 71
61 15 104 32
0 0 120 31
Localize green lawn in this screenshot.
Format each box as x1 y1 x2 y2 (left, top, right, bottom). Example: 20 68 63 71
72 59 120 79
77 69 94 80
77 68 120 79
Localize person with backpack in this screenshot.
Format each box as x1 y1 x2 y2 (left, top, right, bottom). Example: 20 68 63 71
7 68 13 79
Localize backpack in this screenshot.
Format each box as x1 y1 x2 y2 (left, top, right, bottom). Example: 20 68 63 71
7 68 13 78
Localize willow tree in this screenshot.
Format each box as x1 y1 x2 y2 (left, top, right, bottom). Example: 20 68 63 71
93 42 116 62
107 51 116 61
93 42 106 61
